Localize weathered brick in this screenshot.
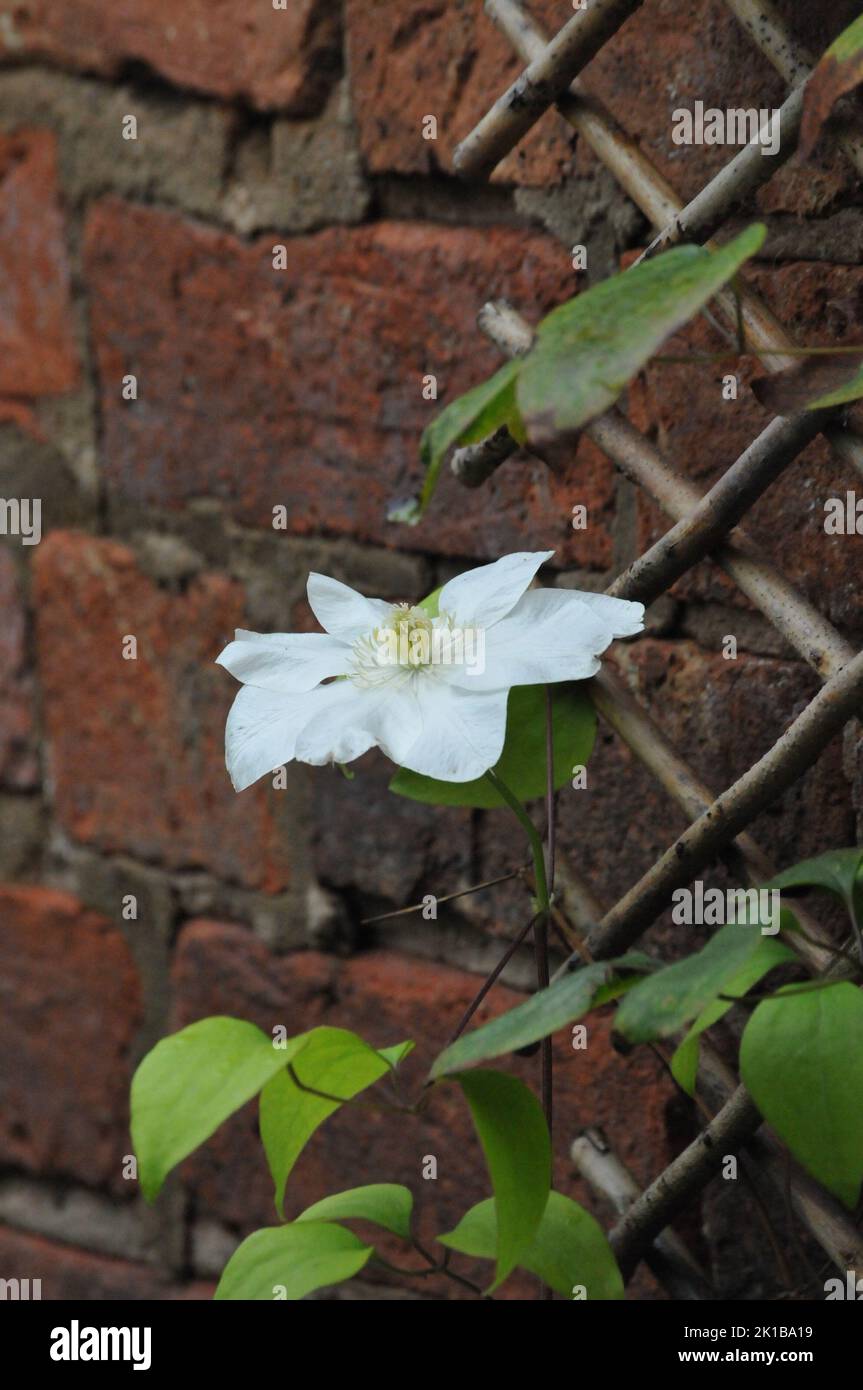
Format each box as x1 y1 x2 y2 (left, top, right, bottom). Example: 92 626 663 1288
312 749 472 904
0 1 340 113
551 640 854 919
0 69 231 221
223 80 370 236
85 198 613 565
0 1225 199 1299
33 530 296 891
0 550 37 788
172 920 677 1296
345 0 574 187
629 260 863 637
0 885 141 1189
582 0 861 207
0 129 77 397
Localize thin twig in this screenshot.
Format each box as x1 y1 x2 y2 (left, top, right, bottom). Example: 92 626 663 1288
445 913 540 1048
360 868 526 925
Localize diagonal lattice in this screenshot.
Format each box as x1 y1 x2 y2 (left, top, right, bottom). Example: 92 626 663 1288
450 0 863 1292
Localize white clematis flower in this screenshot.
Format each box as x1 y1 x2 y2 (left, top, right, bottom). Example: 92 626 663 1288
216 550 644 791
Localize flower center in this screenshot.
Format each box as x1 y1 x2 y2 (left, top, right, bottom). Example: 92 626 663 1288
350 604 459 687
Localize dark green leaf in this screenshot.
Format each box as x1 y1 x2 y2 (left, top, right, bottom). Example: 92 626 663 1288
439 1191 623 1299
766 847 863 919
214 1222 372 1300
131 1018 310 1203
455 1070 551 1291
389 682 596 808
430 953 656 1078
669 928 796 1096
751 354 863 413
517 225 765 445
260 1030 413 1218
296 1184 413 1240
740 982 863 1209
396 360 522 524
616 923 794 1045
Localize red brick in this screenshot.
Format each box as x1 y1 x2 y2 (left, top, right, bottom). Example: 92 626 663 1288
85 198 612 566
0 1 340 113
582 0 860 207
345 1 859 201
476 633 854 939
555 640 854 913
0 1226 195 1299
345 0 575 186
629 259 863 635
0 885 141 1189
172 921 676 1297
33 531 293 891
0 551 37 788
0 129 77 397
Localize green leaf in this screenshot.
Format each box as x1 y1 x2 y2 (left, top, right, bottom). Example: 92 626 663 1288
517 224 766 445
455 1070 551 1291
214 1222 373 1301
260 1029 413 1218
669 929 795 1096
296 1184 413 1240
740 982 863 1209
806 364 863 410
766 847 863 920
395 359 522 524
752 353 863 413
389 682 596 808
430 953 656 1079
131 1017 309 1203
615 922 794 1045
439 1192 623 1299
800 14 863 158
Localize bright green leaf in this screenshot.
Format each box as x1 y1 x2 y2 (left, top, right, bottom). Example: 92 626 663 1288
439 1192 623 1299
214 1221 372 1301
455 1070 551 1292
260 1029 413 1218
390 682 596 808
669 930 794 1096
616 922 794 1045
131 1017 310 1203
296 1184 413 1240
517 225 766 445
430 953 656 1079
740 982 863 1209
393 359 522 524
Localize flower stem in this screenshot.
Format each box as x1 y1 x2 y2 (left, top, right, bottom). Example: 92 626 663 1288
485 762 555 1303
484 768 549 913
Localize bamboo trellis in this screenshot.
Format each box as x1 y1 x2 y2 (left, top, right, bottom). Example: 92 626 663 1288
450 0 863 1296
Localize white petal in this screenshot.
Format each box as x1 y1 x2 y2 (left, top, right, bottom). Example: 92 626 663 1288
400 681 509 782
307 573 393 640
437 551 554 630
225 682 344 792
559 589 644 638
216 630 351 693
295 679 423 768
439 589 613 692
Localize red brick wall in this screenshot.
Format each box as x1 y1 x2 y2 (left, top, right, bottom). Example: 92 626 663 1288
0 0 860 1300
